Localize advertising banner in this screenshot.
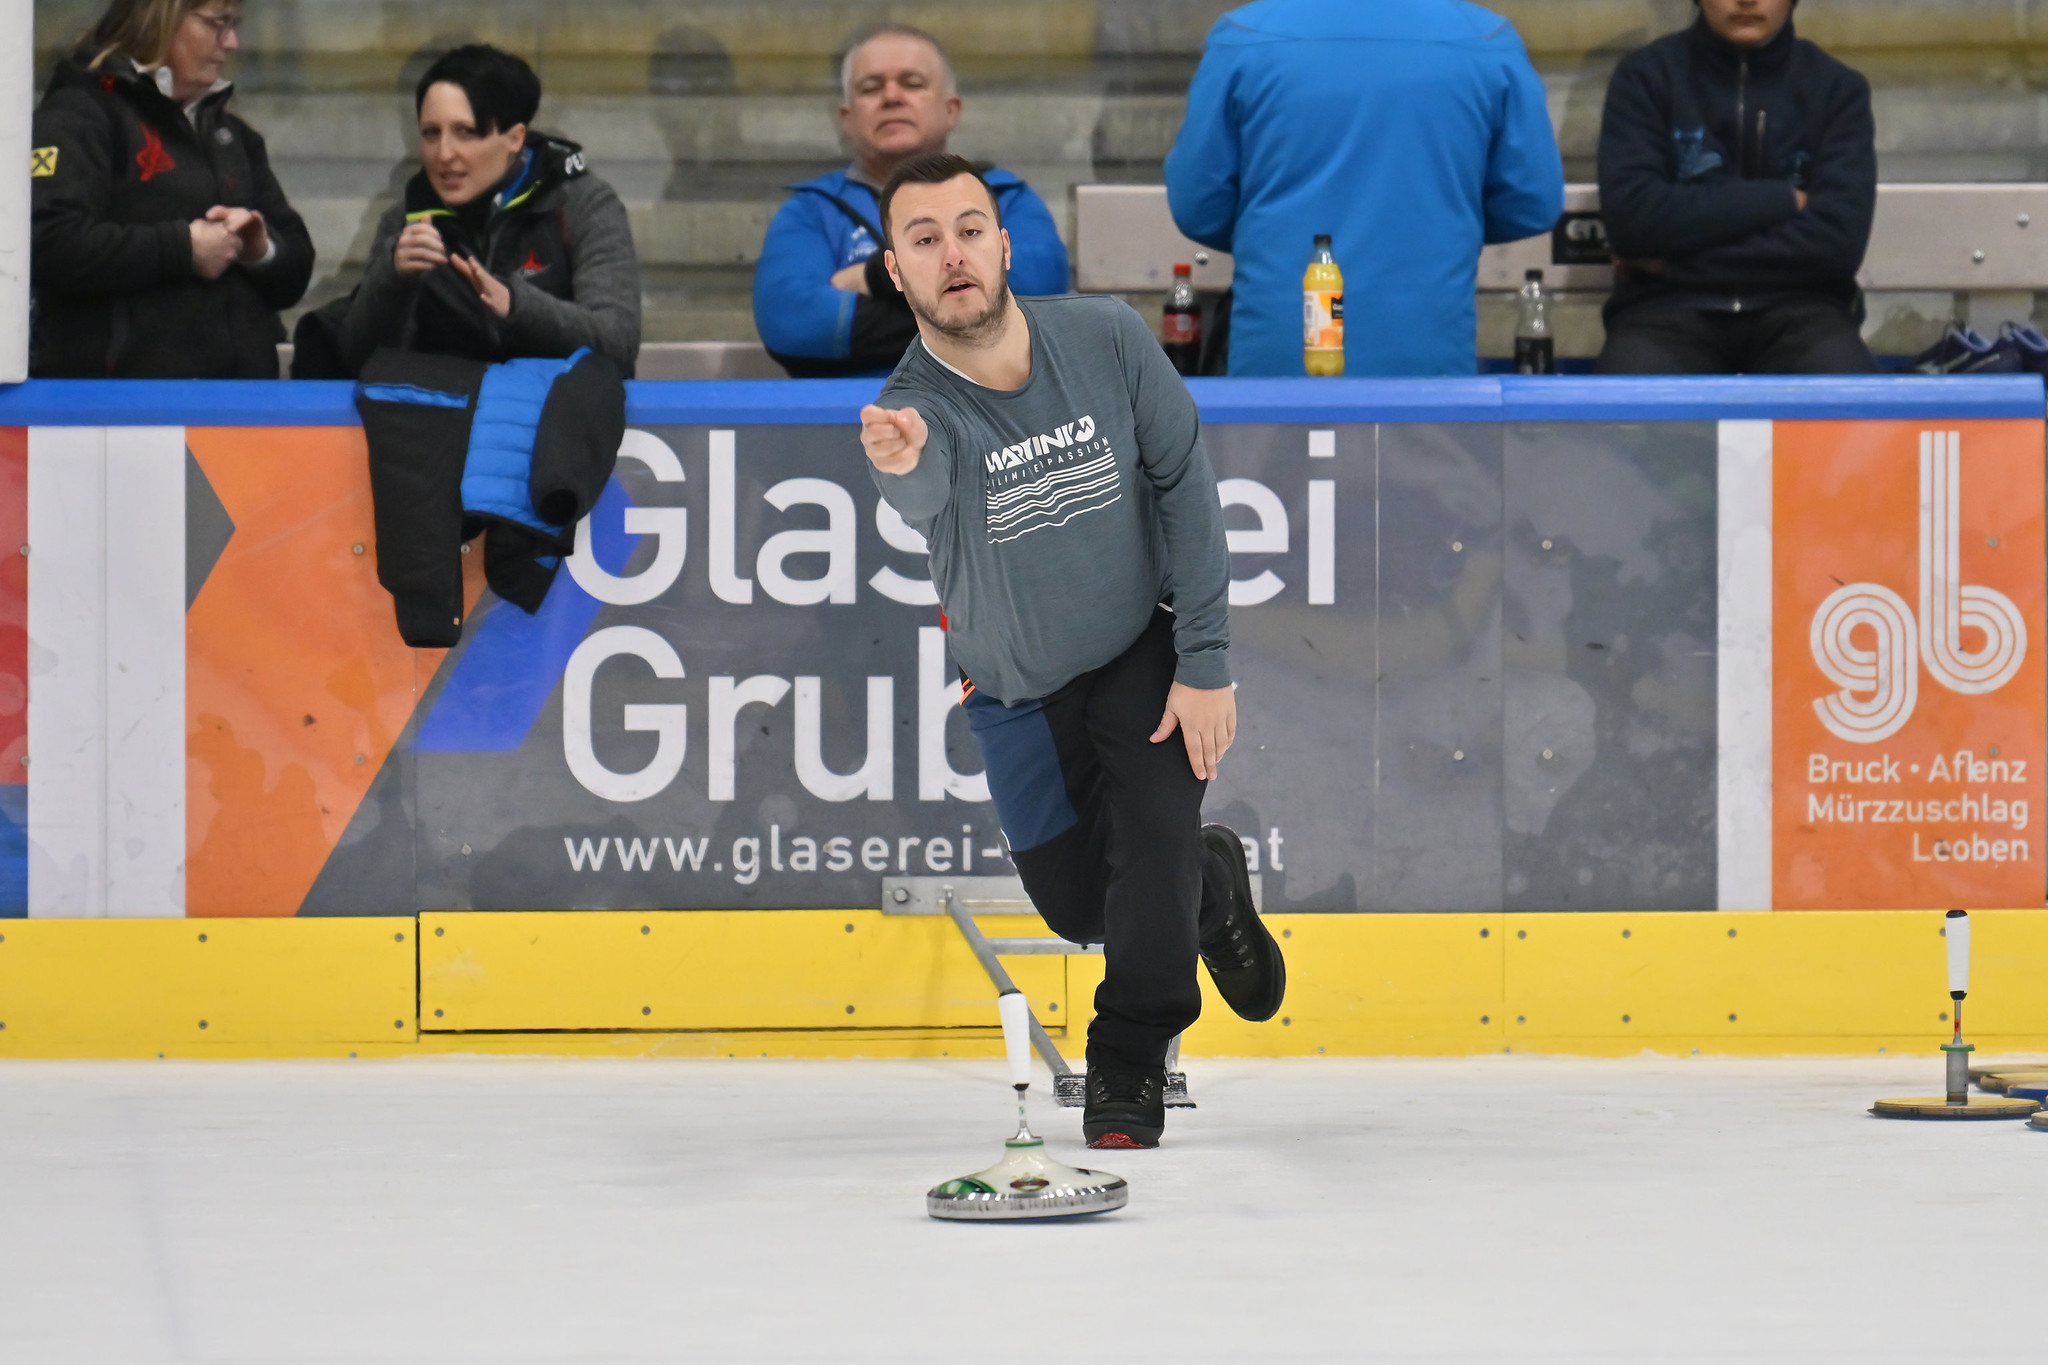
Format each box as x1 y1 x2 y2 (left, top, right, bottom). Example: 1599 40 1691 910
1773 420 2046 908
4 383 2040 918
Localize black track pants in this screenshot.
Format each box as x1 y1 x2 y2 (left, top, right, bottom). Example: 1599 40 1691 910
964 609 1230 1071
1596 298 1879 375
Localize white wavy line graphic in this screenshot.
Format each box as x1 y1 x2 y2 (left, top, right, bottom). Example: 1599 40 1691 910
987 490 1124 544
986 467 1124 529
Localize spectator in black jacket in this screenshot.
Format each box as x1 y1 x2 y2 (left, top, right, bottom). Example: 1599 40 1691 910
29 0 314 378
1595 0 1877 374
333 46 641 377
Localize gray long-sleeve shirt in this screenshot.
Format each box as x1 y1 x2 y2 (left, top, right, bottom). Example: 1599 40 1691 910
873 294 1230 705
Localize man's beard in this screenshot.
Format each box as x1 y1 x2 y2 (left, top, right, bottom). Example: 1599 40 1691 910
903 269 1013 343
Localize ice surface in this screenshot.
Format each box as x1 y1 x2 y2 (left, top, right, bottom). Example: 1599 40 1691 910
1 1055 2044 1363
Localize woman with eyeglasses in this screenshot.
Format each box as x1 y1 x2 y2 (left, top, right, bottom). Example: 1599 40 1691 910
29 0 313 377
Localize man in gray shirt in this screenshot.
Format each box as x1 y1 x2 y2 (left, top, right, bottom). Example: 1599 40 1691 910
858 153 1286 1149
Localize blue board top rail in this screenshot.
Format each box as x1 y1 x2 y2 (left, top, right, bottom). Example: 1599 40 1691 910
0 373 2040 427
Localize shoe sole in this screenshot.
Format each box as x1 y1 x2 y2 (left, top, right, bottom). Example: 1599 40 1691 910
1084 1126 1160 1149
1201 825 1287 1022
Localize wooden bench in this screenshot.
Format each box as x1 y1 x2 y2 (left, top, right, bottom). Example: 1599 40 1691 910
1073 182 2048 321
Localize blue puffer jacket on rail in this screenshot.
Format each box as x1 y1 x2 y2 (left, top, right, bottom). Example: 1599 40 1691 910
355 346 625 647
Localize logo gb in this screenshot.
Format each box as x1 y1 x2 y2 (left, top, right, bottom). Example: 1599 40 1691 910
1810 431 2028 743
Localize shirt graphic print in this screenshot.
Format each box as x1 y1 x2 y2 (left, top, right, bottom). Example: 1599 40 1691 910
981 414 1119 544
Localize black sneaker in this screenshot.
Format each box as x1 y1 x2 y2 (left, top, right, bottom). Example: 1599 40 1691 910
1199 824 1287 1022
1912 324 2020 375
1998 321 2048 376
1084 1065 1166 1148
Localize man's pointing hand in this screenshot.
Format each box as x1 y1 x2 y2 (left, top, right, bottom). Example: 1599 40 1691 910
860 404 928 475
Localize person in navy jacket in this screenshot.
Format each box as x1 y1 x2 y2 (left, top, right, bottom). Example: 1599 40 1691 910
1596 0 1878 374
1165 0 1562 377
751 24 1070 377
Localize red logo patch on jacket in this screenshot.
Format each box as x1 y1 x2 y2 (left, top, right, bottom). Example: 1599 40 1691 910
519 251 547 277
135 125 176 182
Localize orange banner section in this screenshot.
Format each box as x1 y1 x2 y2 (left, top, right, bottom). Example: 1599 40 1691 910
1774 419 2046 908
184 428 479 917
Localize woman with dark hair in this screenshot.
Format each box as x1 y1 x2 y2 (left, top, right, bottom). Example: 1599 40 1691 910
334 45 641 375
29 0 314 378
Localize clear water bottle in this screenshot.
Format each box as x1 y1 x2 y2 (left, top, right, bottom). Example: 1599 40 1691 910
1162 263 1200 376
1515 268 1555 375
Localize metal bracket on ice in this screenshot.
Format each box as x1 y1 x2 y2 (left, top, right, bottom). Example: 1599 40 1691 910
882 876 1193 1109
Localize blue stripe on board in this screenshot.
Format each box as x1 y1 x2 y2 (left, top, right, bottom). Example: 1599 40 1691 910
1498 373 2047 422
412 477 633 753
0 784 26 917
0 373 2039 427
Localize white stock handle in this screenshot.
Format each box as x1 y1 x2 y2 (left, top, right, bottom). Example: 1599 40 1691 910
1946 910 1970 998
997 991 1033 1087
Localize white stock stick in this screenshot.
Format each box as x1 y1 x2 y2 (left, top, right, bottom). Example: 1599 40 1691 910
997 991 1033 1089
1945 910 1970 1000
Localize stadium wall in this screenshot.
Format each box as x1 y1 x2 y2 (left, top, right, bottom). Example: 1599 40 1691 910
0 375 2041 1058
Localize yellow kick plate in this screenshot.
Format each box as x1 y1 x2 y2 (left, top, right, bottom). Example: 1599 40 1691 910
421 909 1067 1032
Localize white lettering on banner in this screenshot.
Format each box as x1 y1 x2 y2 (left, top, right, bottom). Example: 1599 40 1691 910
568 430 688 605
1920 431 2026 693
758 478 857 604
1307 480 1334 605
707 674 791 802
707 429 753 603
561 627 688 803
1810 431 2027 743
793 675 894 801
558 816 1287 886
1219 478 1287 606
1911 832 2030 864
867 498 938 606
702 428 1334 608
1803 790 2029 830
919 626 989 801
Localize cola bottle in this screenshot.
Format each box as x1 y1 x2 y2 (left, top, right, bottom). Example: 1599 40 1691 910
1163 263 1201 376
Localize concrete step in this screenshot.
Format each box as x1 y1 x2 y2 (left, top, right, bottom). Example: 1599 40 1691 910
235 92 1123 165
38 0 2048 96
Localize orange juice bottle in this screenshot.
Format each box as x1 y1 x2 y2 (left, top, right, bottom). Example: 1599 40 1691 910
1303 234 1344 376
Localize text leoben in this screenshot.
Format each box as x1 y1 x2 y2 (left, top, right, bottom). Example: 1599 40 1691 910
1912 833 2030 865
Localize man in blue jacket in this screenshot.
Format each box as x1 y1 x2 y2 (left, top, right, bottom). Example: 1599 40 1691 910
1165 0 1562 377
753 24 1070 377
1596 0 1877 374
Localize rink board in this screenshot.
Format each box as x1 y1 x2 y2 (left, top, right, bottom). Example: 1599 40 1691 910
1 376 2040 919
0 376 2043 1056
6 907 2048 1057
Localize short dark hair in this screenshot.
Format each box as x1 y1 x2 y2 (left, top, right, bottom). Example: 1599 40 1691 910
879 153 1002 246
416 45 542 135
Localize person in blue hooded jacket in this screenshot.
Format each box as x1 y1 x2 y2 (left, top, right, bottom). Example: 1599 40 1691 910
1165 0 1563 377
752 24 1070 378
